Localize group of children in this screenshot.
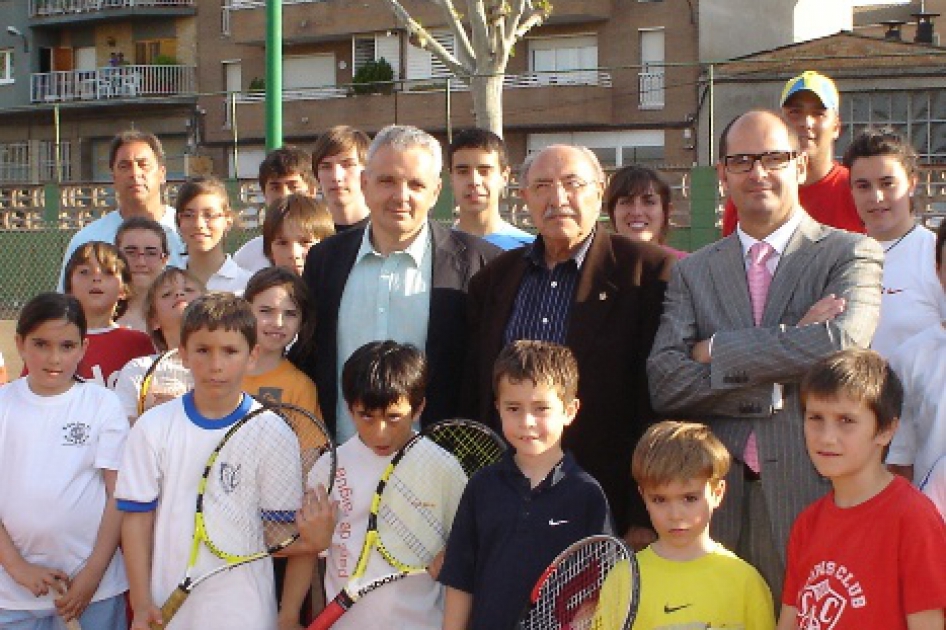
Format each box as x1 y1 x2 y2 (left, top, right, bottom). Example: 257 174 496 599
1 136 945 630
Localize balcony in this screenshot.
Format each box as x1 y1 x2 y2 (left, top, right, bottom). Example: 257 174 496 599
639 71 665 109
30 0 195 24
30 65 196 104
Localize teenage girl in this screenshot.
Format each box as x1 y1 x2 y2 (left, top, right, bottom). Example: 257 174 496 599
113 267 205 422
175 176 253 294
62 241 155 388
242 266 322 627
0 292 129 629
115 217 169 332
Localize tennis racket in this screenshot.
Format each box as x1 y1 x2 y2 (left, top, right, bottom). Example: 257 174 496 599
48 579 82 630
307 419 507 630
517 534 639 630
152 402 336 630
137 349 193 416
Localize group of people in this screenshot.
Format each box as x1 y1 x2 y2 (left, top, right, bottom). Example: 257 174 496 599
0 68 944 630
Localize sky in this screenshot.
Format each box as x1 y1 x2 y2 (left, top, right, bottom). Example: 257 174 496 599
854 0 909 4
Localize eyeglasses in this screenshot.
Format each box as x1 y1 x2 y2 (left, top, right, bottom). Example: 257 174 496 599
178 210 227 223
528 178 595 196
121 247 165 260
723 151 797 174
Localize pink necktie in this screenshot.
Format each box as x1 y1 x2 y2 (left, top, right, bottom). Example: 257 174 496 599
744 241 775 473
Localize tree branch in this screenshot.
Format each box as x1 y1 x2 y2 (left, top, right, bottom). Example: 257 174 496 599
431 0 475 63
381 0 472 76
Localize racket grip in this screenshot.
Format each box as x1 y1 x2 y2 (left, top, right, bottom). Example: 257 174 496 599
64 618 83 630
154 586 189 629
306 601 346 630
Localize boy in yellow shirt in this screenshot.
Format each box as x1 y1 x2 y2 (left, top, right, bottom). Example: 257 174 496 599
631 421 775 629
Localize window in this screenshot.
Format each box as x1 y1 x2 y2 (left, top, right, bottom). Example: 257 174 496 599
529 36 598 85
639 29 665 109
135 39 177 65
0 141 72 183
0 49 13 84
405 29 455 83
838 90 946 163
528 130 665 169
354 33 401 79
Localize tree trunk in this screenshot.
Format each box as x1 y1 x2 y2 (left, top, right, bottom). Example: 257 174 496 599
470 72 504 137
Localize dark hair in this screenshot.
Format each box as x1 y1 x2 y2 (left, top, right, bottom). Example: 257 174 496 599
341 341 427 413
17 292 87 340
842 128 918 181
257 145 316 191
492 340 579 404
174 176 231 226
116 216 170 256
243 266 316 362
801 349 904 436
603 166 672 244
180 292 257 350
109 130 165 169
144 266 205 351
449 128 508 171
718 109 800 161
312 126 370 171
261 193 335 262
937 219 945 269
63 241 132 318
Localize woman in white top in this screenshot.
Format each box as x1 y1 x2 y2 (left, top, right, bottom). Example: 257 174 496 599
175 176 254 295
843 128 946 357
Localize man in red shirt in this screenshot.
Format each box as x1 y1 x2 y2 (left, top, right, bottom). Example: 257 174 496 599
721 71 864 236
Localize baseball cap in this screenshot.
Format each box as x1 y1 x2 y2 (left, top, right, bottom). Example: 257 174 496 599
780 71 839 110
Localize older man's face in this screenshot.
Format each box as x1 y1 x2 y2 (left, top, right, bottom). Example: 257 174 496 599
362 144 442 243
111 141 166 211
522 146 603 246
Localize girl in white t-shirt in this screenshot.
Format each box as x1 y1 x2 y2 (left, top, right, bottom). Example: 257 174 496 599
113 267 205 423
175 177 254 295
0 292 129 629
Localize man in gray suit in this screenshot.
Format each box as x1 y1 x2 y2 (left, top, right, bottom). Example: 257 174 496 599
647 110 883 595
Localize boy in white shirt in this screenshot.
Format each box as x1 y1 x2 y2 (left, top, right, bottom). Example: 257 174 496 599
301 340 465 630
116 293 312 630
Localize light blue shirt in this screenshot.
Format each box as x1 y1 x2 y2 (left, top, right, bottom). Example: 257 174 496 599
335 222 433 442
482 219 535 251
57 206 186 291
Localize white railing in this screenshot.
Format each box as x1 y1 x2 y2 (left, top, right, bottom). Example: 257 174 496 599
31 0 194 16
639 71 665 109
234 70 612 105
30 65 196 103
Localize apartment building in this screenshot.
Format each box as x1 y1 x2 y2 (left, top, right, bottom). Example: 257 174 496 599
0 0 199 183
197 0 702 176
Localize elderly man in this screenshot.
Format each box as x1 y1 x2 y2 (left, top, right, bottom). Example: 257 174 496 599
648 110 883 595
462 144 675 542
57 129 185 289
296 125 500 442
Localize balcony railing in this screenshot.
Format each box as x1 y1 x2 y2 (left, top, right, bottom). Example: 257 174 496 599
639 71 665 109
30 0 194 17
30 65 196 103
234 70 612 104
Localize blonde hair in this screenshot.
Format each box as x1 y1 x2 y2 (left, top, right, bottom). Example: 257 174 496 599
143 266 206 351
632 421 731 489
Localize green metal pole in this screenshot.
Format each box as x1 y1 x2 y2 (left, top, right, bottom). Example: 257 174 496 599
265 0 282 151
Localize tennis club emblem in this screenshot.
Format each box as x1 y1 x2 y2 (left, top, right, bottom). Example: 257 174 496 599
62 422 91 446
219 462 241 493
798 579 846 629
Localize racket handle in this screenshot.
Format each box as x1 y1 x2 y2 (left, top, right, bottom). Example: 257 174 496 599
306 601 346 630
154 586 190 629
64 619 83 630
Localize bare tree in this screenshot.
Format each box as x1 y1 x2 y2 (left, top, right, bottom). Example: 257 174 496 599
382 0 552 136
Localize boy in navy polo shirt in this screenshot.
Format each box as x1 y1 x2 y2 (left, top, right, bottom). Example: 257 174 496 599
439 340 612 630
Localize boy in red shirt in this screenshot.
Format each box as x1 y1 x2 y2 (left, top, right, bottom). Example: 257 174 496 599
777 349 946 629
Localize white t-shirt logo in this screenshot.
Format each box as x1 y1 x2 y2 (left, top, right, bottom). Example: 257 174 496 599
62 422 91 446
799 579 846 629
219 462 241 494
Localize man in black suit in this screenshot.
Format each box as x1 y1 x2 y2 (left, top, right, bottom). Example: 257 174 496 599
297 124 500 442
462 144 675 542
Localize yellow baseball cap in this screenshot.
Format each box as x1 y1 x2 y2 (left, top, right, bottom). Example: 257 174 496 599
780 71 839 110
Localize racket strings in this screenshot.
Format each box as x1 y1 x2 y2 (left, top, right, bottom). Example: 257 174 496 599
425 423 507 478
521 538 635 630
201 407 332 558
